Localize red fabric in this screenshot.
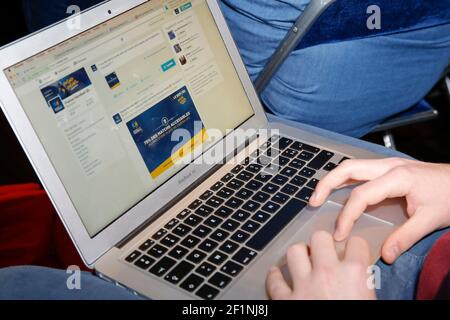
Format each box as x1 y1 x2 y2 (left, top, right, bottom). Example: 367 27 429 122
416 231 450 300
0 183 89 271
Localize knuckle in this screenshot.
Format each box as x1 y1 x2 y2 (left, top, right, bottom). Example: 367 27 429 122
286 243 306 257
312 230 332 243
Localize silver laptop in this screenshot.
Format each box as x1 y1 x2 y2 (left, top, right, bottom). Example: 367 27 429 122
0 0 406 300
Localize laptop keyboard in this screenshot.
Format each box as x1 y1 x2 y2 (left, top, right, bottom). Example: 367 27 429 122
123 135 348 299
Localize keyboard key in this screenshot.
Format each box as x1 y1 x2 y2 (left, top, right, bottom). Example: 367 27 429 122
291 175 307 187
247 163 263 174
188 199 202 210
180 274 204 292
225 197 243 209
252 191 270 203
195 205 214 217
241 157 251 166
301 143 321 153
196 284 219 300
168 246 189 259
221 261 244 277
272 174 289 185
221 219 240 232
237 171 254 181
247 199 307 251
192 225 212 238
295 187 314 202
196 262 216 277
221 173 234 183
164 219 179 230
281 184 299 195
289 159 306 169
231 209 250 222
149 257 176 277
210 229 230 242
242 200 260 212
307 178 319 189
198 239 219 252
299 167 316 178
199 190 213 201
139 239 155 251
263 164 280 175
209 272 232 289
177 209 191 220
181 235 201 248
290 141 304 151
245 180 263 191
217 187 234 199
173 224 192 237
211 181 224 191
280 167 297 177
208 251 228 266
252 211 271 223
340 157 350 164
324 162 338 171
215 206 233 218
227 179 244 190
235 188 254 200
161 234 180 248
272 192 290 204
125 250 141 263
277 156 290 167
231 230 250 243
262 183 279 193
165 261 194 284
185 214 203 227
231 165 244 174
277 137 293 150
148 244 168 258
232 247 258 265
254 172 273 183
261 201 280 214
256 155 272 166
241 220 261 233
219 240 240 254
186 250 207 264
204 215 223 228
281 148 299 159
206 196 224 208
152 228 167 240
134 255 155 270
308 150 335 170
298 151 314 161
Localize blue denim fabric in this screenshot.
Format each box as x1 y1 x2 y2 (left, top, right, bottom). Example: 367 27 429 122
221 0 450 137
0 266 143 300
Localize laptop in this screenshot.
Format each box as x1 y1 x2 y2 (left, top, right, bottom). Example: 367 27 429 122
0 0 406 300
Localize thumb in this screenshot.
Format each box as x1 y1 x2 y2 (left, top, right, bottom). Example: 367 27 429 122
381 207 439 264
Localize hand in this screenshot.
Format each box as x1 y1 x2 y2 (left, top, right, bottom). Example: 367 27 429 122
309 158 450 264
266 231 376 300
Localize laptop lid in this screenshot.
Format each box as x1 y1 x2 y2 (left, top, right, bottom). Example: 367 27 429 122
0 0 268 266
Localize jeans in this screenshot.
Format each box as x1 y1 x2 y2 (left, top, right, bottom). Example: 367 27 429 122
0 115 447 300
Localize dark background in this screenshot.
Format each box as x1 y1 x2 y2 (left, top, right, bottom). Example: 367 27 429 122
0 2 449 186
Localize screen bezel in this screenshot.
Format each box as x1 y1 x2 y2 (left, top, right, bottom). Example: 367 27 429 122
0 0 268 266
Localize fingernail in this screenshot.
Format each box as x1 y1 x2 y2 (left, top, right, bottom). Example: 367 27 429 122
310 192 318 203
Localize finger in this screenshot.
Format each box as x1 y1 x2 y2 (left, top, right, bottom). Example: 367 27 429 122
309 158 407 207
286 243 312 287
310 231 339 267
343 236 372 267
266 267 292 300
381 207 441 264
334 168 412 241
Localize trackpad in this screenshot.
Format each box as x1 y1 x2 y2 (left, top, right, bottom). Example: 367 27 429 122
290 201 395 263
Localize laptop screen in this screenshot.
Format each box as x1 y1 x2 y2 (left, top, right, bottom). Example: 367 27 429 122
4 0 255 236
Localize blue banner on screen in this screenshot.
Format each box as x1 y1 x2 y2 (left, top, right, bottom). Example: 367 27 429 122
127 86 207 179
40 68 92 113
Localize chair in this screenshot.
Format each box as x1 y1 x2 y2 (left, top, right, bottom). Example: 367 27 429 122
255 0 450 149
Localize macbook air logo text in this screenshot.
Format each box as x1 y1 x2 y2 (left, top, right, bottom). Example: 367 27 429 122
178 170 194 184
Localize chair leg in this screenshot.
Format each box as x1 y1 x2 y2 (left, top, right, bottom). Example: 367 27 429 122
382 130 397 150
